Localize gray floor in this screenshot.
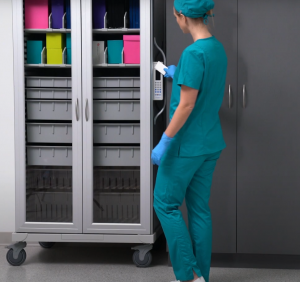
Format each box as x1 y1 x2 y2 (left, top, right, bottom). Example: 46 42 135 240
1 243 300 282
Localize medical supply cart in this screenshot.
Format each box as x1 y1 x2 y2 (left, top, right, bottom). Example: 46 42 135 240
7 0 166 266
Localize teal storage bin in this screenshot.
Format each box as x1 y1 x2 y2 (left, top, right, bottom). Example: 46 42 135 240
66 34 71 49
27 40 44 64
107 40 123 64
67 48 72 64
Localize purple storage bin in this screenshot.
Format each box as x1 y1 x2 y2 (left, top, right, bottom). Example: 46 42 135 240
52 0 65 29
93 0 106 29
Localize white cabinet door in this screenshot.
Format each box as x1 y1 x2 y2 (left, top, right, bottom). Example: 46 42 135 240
13 0 82 233
82 0 153 234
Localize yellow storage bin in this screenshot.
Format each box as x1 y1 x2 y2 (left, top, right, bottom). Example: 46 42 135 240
46 33 66 49
47 49 63 64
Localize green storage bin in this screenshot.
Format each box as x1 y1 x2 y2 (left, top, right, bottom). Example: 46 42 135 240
47 49 63 64
66 34 71 49
107 40 123 64
46 33 66 49
67 48 71 64
27 41 44 64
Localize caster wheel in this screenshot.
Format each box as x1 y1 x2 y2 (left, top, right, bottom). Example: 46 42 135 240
39 242 56 249
132 250 152 267
6 249 26 266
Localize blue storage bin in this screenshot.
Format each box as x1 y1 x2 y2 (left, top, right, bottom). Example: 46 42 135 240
107 40 123 64
66 0 71 29
67 48 71 64
66 33 71 49
27 40 44 64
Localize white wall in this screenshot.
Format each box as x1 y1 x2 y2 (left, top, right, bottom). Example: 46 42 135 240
0 0 15 232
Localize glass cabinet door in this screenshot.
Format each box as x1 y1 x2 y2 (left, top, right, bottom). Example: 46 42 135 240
13 0 82 233
82 0 152 234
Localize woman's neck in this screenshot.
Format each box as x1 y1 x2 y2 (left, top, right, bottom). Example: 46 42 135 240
189 24 212 42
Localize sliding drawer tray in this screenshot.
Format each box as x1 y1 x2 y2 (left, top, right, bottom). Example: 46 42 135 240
27 192 72 223
93 100 140 121
94 168 140 191
26 77 72 88
93 77 140 88
27 123 72 143
26 100 72 121
94 124 140 144
94 147 140 166
26 88 72 99
27 167 72 189
93 192 140 223
27 146 72 166
93 88 140 99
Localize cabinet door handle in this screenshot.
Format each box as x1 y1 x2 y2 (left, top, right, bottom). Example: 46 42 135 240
75 98 79 121
85 99 89 121
228 84 232 109
243 85 246 108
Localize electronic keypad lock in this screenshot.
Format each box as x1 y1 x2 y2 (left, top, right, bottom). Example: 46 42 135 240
153 61 167 101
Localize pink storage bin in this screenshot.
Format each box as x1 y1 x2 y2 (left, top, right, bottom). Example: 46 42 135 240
123 35 140 64
25 0 49 29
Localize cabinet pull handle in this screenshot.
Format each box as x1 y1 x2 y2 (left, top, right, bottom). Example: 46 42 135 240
75 98 79 121
85 99 89 121
243 85 246 108
229 84 232 108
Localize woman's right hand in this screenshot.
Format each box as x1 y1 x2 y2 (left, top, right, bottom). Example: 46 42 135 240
164 65 177 79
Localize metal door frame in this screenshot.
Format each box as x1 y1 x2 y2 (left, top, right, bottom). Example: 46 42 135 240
82 0 153 234
13 0 83 233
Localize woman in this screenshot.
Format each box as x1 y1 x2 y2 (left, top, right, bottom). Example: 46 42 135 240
151 0 227 282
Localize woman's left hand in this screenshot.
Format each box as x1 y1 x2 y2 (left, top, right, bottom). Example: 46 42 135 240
151 133 173 166
164 65 177 79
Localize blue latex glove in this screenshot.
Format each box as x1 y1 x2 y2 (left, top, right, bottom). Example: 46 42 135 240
164 65 177 79
151 133 173 166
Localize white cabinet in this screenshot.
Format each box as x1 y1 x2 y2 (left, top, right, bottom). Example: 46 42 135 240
10 0 165 267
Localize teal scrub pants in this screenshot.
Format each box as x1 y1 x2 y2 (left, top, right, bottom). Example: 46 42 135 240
154 150 222 282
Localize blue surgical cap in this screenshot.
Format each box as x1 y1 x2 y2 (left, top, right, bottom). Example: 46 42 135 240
174 0 215 24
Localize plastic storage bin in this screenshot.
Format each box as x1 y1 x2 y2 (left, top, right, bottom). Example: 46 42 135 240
46 33 66 49
93 100 140 121
105 0 129 29
26 192 72 222
93 77 140 88
66 34 71 48
47 49 63 64
107 40 123 64
26 100 72 120
93 88 140 99
123 35 140 64
25 0 49 29
94 124 140 144
93 41 105 65
27 41 44 64
129 0 140 28
93 0 106 29
26 88 72 99
27 123 72 143
26 77 72 88
66 0 71 29
27 146 72 166
67 48 71 64
93 147 140 166
52 0 65 29
93 192 140 223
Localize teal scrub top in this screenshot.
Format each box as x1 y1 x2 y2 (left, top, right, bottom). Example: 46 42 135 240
168 35 227 157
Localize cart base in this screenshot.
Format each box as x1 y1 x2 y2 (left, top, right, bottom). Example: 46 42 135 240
12 227 162 244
